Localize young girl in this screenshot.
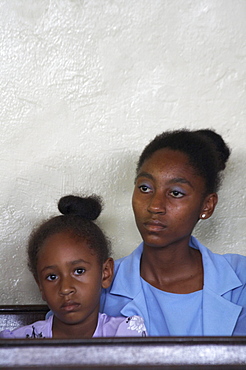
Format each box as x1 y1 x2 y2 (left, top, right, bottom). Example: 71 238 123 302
101 128 246 336
0 195 146 339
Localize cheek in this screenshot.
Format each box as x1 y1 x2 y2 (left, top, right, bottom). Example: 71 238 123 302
175 207 200 225
38 283 48 302
41 291 47 302
132 194 144 215
132 191 137 208
132 203 142 221
132 198 137 216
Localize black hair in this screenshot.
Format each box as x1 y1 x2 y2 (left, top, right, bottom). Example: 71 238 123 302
136 128 231 194
27 195 111 280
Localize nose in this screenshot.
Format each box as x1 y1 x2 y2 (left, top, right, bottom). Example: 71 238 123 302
59 276 76 296
147 192 166 214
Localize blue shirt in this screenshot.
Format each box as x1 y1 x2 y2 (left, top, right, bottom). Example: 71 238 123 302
100 236 246 336
141 278 203 335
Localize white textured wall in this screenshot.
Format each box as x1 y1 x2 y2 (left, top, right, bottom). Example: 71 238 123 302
0 0 245 304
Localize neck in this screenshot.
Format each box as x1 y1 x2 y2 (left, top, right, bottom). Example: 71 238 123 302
140 240 203 294
52 312 99 339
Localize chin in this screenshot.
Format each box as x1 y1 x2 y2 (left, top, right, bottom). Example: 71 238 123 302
144 241 167 249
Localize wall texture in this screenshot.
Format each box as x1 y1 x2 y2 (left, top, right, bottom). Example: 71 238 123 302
0 0 245 304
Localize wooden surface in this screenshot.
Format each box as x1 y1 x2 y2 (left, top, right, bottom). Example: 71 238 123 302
0 336 246 369
0 306 246 369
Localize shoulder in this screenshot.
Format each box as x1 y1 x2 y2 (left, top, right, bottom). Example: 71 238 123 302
191 236 246 287
96 313 147 337
222 253 246 281
0 329 14 338
192 236 246 269
0 316 53 339
103 244 143 299
114 243 143 273
200 239 246 277
222 252 246 266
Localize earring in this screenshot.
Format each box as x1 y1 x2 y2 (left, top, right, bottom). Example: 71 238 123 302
201 214 206 219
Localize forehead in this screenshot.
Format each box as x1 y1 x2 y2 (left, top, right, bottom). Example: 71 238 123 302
139 148 194 173
137 148 206 189
38 231 96 262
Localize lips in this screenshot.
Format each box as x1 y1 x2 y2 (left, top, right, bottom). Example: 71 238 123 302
143 220 166 232
60 301 80 312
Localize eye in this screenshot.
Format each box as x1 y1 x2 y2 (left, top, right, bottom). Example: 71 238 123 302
74 268 86 276
46 274 57 281
170 190 184 198
138 184 152 193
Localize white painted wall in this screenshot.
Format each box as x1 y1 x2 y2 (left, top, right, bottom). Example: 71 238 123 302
0 0 245 304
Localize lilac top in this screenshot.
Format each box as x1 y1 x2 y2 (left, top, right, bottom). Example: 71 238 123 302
0 313 147 338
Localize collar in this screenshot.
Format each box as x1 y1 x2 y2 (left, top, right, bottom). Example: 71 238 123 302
111 237 243 298
189 237 243 335
110 243 144 298
109 237 244 335
189 236 242 294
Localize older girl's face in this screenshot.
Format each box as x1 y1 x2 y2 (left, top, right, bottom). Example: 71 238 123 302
132 148 217 251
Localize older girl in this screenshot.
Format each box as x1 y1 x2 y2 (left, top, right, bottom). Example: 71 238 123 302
101 129 246 336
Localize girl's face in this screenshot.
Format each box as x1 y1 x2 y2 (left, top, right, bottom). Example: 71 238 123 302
132 148 217 251
36 231 113 336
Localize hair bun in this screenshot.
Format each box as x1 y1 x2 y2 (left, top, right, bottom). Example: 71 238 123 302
196 129 231 171
58 195 102 220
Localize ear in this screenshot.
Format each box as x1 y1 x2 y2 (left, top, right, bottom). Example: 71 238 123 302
35 277 47 302
199 193 218 220
101 258 114 289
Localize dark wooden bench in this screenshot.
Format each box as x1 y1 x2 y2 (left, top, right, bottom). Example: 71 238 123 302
0 336 246 368
0 305 49 332
0 306 246 368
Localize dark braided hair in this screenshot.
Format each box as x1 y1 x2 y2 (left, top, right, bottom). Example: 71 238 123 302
27 195 111 280
136 128 231 194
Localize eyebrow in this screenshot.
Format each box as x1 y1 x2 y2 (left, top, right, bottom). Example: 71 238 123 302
135 172 154 182
40 259 91 273
135 172 194 188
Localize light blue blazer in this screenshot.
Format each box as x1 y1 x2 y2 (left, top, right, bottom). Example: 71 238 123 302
100 236 246 336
